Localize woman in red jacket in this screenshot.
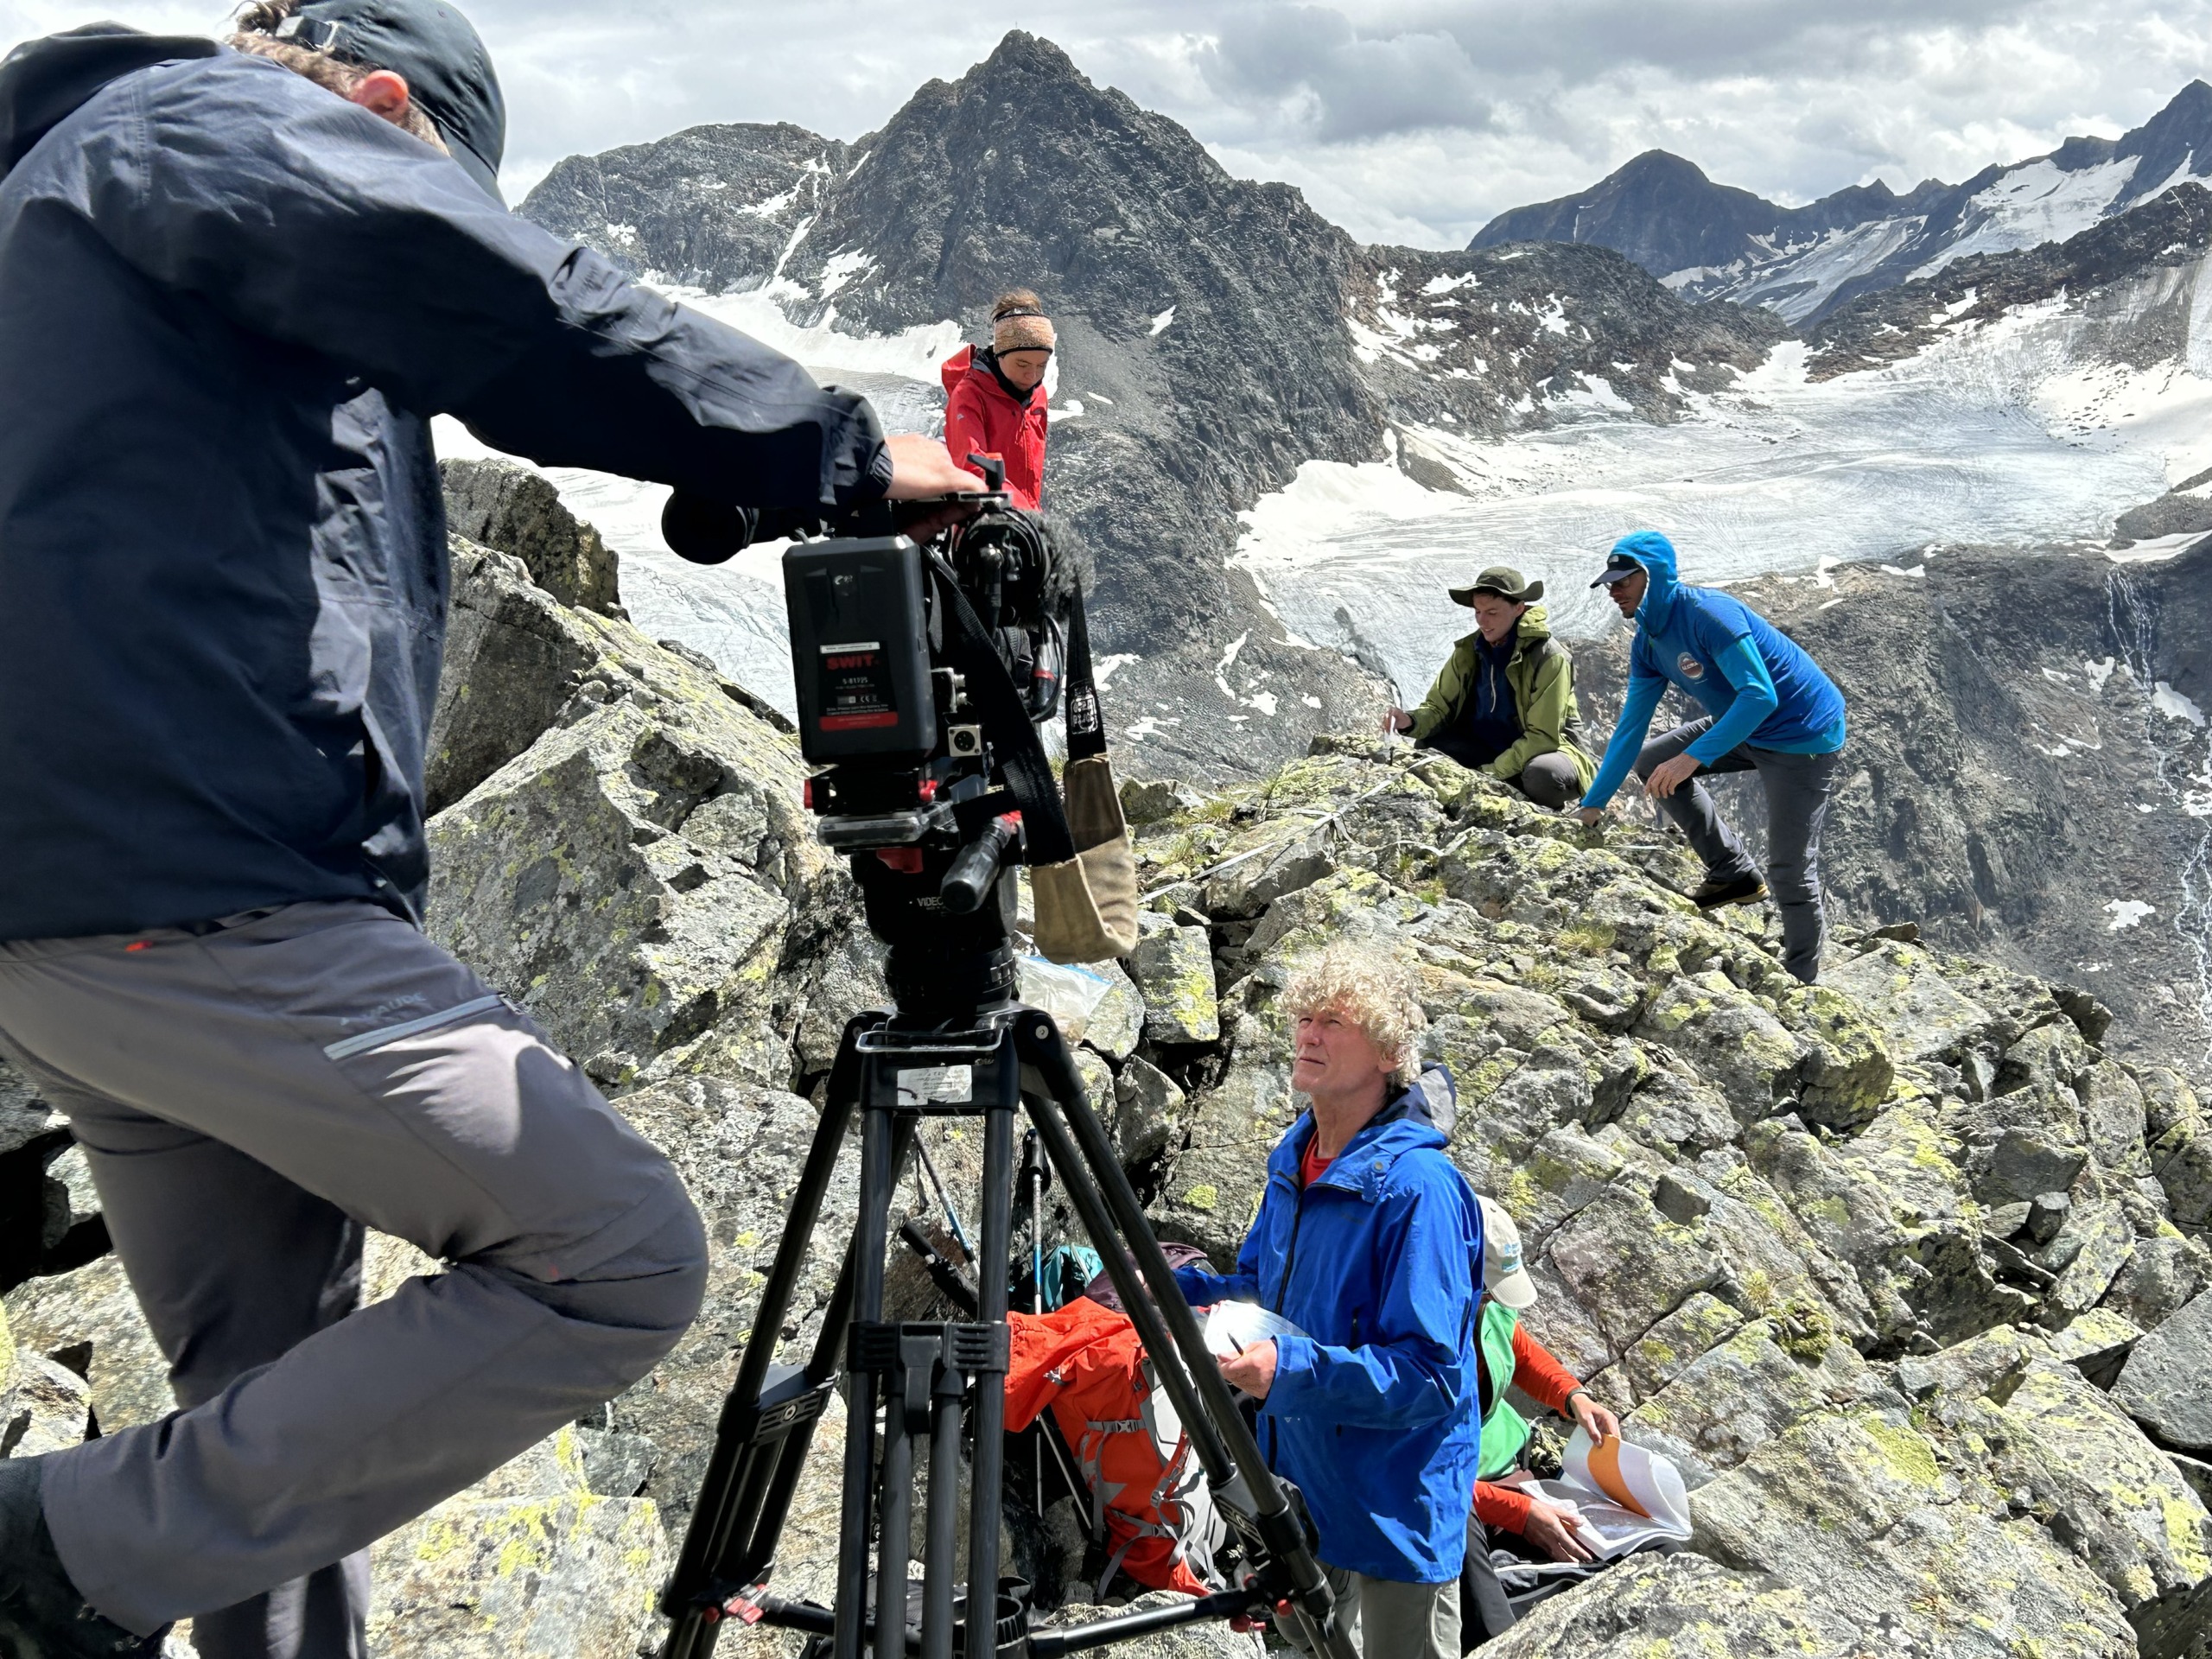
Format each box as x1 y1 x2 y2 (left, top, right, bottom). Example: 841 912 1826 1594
941 289 1054 510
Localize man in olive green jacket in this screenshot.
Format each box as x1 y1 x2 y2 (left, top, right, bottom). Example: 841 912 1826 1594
1386 566 1598 809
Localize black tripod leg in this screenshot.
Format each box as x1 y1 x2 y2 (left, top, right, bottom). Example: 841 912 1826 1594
962 1090 1018 1659
919 1351 964 1659
834 1098 907 1659
1013 1014 1356 1659
662 1017 871 1659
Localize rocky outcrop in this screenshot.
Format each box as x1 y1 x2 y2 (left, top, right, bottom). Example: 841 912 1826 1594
7 550 2209 1655
440 458 622 618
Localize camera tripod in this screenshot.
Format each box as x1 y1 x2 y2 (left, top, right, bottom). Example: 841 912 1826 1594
656 901 1356 1659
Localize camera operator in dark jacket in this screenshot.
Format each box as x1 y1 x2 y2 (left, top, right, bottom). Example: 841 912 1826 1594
0 4 976 1656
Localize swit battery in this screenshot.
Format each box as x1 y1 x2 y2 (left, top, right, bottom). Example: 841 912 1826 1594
784 536 938 765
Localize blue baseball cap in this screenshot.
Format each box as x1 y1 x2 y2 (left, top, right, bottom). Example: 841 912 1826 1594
276 0 505 200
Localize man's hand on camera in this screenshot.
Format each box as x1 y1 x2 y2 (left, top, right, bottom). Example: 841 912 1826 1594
1218 1338 1277 1400
885 434 986 499
1521 1497 1596 1563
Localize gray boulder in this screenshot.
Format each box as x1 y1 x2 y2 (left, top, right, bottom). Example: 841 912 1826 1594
3 1254 170 1431
1991 1358 2212 1655
2114 1288 2212 1453
1124 914 1221 1046
440 455 620 615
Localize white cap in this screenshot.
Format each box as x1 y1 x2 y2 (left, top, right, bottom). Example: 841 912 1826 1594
1478 1197 1537 1310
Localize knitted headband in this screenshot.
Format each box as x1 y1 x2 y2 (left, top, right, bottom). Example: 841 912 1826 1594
994 310 1056 354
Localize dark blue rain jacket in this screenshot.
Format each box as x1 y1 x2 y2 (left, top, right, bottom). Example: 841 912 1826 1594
0 30 888 939
1175 1066 1484 1583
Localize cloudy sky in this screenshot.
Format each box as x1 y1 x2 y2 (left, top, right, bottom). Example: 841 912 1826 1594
5 1 2209 245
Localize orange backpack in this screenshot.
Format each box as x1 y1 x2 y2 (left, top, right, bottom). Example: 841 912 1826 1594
1004 1297 1226 1598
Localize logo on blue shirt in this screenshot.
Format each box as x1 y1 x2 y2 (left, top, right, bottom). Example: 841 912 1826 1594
1677 652 1705 680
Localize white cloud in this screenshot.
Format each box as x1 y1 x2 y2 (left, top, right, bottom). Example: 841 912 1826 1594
4 0 2209 246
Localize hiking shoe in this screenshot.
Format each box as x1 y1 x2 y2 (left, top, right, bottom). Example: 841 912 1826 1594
1690 874 1767 909
0 1456 166 1657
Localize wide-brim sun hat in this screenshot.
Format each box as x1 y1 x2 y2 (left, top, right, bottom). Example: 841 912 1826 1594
1449 564 1543 607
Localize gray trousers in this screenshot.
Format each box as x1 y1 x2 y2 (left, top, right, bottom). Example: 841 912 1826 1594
0 901 708 1654
1633 718 1846 983
1418 735 1585 810
1277 1561 1461 1659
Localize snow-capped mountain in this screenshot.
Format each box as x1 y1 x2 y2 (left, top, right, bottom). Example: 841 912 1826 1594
490 32 2212 1061
514 32 1777 780
1471 80 2212 324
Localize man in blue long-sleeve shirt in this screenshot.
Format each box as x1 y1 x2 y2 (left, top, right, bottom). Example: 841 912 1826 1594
1574 531 1848 982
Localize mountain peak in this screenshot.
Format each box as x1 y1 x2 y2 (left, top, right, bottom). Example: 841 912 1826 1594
974 29 1084 81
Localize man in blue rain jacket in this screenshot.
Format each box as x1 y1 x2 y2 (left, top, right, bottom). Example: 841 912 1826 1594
1575 531 1848 982
1176 945 1482 1658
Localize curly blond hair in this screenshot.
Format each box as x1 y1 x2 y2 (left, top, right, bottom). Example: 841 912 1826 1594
1281 943 1425 1087
229 0 448 152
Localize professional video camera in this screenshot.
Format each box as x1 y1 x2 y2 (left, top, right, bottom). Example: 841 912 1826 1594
651 476 1354 1659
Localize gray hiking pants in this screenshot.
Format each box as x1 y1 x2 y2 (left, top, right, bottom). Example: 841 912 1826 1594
1276 1561 1460 1659
0 900 709 1653
1417 734 1584 810
1633 718 1846 983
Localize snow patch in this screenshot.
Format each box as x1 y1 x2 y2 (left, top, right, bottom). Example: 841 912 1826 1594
1150 307 1176 337
2085 657 2120 692
2153 682 2206 726
2106 899 2158 931
1916 156 2143 281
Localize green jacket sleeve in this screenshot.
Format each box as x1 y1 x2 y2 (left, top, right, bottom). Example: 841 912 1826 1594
1486 645 1573 779
1407 640 1474 743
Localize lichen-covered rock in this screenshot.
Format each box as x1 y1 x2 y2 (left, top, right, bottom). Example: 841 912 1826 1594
1775 982 1895 1131
1 1349 92 1458
1987 1358 2212 1655
2047 1306 2144 1388
2115 1288 2212 1454
2145 1071 2212 1228
366 1488 667 1659
1112 1056 1185 1167
1148 978 1294 1262
2 1254 169 1431
605 1078 857 1527
2106 1233 2209 1330
441 455 621 617
1622 1290 1745 1400
2040 1198 2137 1325
1632 1317 1885 1469
2084 1059 2152 1176
1476 1550 1857 1659
1823 938 2003 1064
1692 1407 2138 1657
1632 972 1803 1118
428 539 609 814
428 687 821 1089
1123 914 1220 1045
1546 1185 1724 1352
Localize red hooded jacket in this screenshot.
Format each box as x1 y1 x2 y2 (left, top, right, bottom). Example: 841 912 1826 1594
942 344 1047 510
